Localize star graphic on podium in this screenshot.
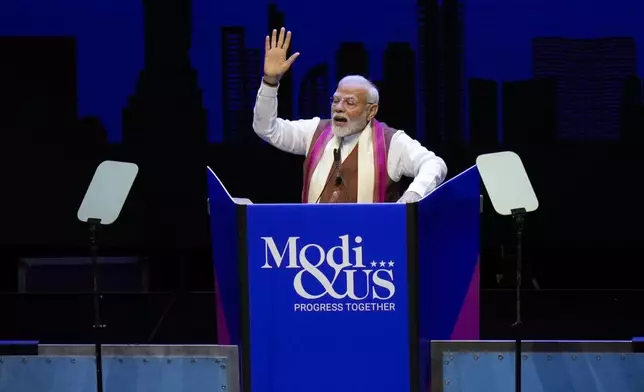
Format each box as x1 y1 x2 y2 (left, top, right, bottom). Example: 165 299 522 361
370 261 377 267
379 261 386 267
388 261 395 267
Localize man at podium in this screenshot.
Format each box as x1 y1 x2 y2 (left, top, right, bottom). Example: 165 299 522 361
253 27 447 204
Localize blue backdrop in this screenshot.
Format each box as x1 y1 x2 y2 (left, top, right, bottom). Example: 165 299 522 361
0 0 143 143
2 0 642 143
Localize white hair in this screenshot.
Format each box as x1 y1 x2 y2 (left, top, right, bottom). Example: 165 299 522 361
337 75 379 104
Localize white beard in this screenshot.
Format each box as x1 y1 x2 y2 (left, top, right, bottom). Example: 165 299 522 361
331 118 368 138
331 125 355 138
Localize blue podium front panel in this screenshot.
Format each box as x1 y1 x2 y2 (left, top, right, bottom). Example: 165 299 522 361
416 166 480 391
207 169 241 346
245 203 411 392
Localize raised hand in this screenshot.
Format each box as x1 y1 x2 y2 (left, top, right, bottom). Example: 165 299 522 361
263 27 300 84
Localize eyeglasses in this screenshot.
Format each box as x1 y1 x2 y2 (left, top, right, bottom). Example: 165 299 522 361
330 96 376 109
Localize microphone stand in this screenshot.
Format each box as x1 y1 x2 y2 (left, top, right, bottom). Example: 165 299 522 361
510 207 526 392
315 138 344 203
328 141 346 202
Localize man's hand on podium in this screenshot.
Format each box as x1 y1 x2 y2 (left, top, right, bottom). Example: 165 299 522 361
397 191 421 203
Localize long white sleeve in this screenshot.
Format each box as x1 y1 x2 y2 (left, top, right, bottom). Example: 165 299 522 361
252 82 320 156
387 131 448 196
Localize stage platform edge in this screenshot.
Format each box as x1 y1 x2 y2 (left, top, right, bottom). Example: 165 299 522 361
0 344 239 392
431 340 644 392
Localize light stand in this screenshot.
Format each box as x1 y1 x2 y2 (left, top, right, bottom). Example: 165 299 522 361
476 151 539 392
511 207 526 392
88 217 104 392
77 160 139 392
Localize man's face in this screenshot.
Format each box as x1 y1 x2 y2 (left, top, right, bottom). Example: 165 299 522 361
330 84 377 137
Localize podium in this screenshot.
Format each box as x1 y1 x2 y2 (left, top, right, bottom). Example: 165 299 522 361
207 166 480 392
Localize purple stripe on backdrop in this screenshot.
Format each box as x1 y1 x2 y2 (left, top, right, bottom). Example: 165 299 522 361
214 271 231 345
450 257 480 340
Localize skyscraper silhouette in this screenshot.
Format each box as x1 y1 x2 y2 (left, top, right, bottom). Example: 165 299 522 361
418 0 464 151
418 0 441 147
121 0 209 248
336 43 369 81
123 0 206 145
533 37 636 141
441 0 465 150
268 3 293 120
502 79 557 146
299 64 330 119
0 37 77 144
245 47 263 143
620 75 644 144
245 48 263 108
378 43 417 139
0 37 79 244
75 116 108 146
221 26 248 144
468 78 498 149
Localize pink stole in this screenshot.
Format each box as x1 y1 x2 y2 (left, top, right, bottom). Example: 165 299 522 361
302 120 388 203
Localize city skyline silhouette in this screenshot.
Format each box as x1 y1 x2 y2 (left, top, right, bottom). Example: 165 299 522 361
1 0 643 146
0 0 644 349
0 0 640 247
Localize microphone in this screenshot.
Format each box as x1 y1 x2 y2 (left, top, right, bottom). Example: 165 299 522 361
314 138 344 203
333 147 341 162
333 148 342 186
334 138 344 186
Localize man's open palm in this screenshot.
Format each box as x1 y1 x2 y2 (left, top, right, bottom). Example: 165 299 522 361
264 27 300 79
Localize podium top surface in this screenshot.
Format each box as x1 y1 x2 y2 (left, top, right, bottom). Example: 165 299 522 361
207 165 479 207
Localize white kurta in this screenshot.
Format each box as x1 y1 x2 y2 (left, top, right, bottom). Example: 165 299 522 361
252 82 448 202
